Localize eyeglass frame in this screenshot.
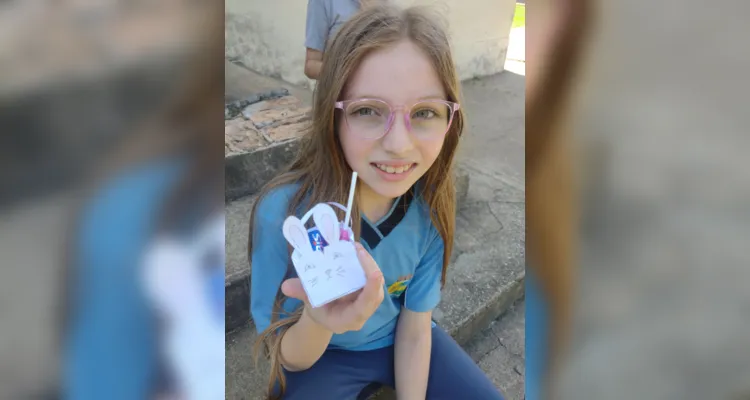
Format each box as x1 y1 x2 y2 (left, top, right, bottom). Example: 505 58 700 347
334 98 461 140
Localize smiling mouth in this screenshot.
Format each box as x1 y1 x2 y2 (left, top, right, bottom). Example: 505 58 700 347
371 163 416 174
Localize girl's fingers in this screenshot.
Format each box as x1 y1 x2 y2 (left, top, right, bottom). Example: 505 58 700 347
355 242 383 280
352 243 385 317
281 278 309 303
352 274 384 324
339 291 359 304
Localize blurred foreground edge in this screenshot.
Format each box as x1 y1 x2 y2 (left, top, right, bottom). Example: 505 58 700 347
0 1 225 398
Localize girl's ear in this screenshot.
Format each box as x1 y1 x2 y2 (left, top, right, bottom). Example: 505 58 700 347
312 203 340 244
282 216 309 253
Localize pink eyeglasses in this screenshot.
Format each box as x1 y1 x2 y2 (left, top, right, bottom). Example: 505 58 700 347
334 98 460 140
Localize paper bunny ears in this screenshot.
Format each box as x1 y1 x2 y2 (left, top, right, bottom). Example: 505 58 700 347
282 202 343 256
281 172 366 307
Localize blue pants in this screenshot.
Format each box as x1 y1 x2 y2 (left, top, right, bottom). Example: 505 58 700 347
279 325 505 400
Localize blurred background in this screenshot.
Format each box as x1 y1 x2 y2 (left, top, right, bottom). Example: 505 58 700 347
2 0 750 399
527 0 750 399
0 0 223 398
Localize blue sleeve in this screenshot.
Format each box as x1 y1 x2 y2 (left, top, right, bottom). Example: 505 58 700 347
404 228 444 313
64 163 181 399
65 246 157 400
250 187 303 333
305 0 330 51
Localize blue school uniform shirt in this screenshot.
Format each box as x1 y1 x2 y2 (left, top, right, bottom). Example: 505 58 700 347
250 183 444 351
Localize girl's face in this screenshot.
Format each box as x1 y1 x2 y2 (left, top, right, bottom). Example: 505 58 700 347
338 39 448 201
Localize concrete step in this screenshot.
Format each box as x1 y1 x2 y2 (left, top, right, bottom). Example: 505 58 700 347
225 94 312 202
225 194 258 334
225 60 313 108
224 167 472 333
225 186 525 399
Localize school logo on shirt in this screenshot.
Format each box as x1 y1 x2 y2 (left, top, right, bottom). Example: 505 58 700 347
387 274 413 298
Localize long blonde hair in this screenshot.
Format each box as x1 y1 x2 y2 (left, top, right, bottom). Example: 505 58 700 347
249 5 464 399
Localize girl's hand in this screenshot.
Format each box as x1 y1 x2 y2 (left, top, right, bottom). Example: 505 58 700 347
281 242 385 334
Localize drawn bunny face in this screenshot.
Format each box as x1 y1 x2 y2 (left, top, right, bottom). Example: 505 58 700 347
282 203 367 307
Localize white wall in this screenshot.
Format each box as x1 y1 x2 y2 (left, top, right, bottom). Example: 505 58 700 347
225 0 516 88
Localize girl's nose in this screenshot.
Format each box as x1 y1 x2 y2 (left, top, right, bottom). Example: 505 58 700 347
381 113 415 155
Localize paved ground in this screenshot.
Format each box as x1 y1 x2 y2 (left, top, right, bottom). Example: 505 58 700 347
458 67 525 186
465 300 526 400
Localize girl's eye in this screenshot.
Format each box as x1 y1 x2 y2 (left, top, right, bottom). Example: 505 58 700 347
412 109 437 119
352 107 379 117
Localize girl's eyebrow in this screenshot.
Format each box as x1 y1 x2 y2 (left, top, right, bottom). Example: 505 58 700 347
346 93 448 101
417 94 448 101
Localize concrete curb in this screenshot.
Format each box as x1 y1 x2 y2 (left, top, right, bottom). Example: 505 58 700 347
225 92 312 203
447 271 525 345
225 87 290 119
225 139 301 202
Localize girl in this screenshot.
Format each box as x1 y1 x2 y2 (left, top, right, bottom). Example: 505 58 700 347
251 5 505 400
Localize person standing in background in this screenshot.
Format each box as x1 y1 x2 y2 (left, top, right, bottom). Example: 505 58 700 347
304 0 383 80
